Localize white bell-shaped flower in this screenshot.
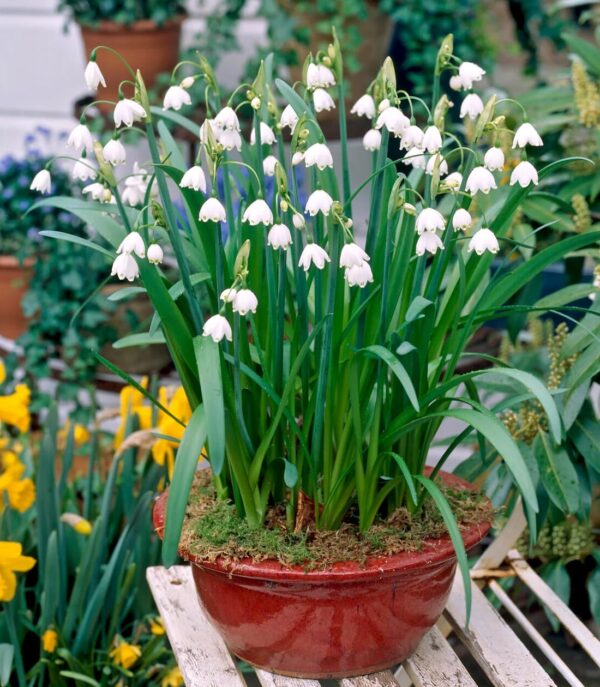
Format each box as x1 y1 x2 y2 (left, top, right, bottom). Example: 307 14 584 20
232 288 258 316
121 184 145 206
250 122 276 146
72 158 97 182
460 93 484 120
422 126 442 154
163 85 191 111
305 189 334 216
147 243 164 264
362 129 381 152
30 169 51 194
483 147 505 172
402 147 426 169
512 122 543 149
214 106 240 131
280 104 299 132
267 223 293 250
103 138 127 166
465 166 497 194
416 208 446 234
67 123 94 154
114 98 147 128
217 129 242 152
416 232 444 256
510 160 538 187
220 288 238 303
452 208 472 232
375 107 409 136
84 60 106 91
292 151 305 166
298 243 331 271
425 154 448 177
199 197 227 223
444 172 463 190
468 228 499 255
263 155 278 177
117 231 146 258
203 314 232 343
82 182 106 200
458 61 486 89
350 94 376 119
345 262 374 288
180 165 207 192
449 74 464 91
339 242 370 268
306 63 336 89
304 143 334 170
292 213 305 230
111 253 139 282
313 88 336 113
242 199 273 226
400 125 424 151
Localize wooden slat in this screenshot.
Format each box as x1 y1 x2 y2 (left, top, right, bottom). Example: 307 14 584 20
506 549 600 668
473 499 527 571
444 573 558 687
403 627 477 687
254 670 321 687
340 671 399 686
146 566 247 687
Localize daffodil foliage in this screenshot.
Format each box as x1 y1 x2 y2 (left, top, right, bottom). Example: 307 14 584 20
35 33 600 585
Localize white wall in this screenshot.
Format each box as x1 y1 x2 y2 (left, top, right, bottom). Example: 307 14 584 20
0 0 267 156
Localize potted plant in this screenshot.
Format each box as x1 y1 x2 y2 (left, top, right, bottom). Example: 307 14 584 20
59 0 186 109
34 32 600 678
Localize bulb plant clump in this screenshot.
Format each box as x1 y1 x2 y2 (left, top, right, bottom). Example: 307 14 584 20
32 32 600 585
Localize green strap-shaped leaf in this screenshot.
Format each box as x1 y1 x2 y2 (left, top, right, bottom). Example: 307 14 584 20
39 230 114 258
359 344 419 411
163 405 207 566
534 431 580 514
0 644 14 687
41 531 60 630
194 336 225 476
415 475 472 625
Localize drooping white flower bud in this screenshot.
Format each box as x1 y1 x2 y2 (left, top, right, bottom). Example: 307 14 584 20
510 160 538 188
362 129 382 152
416 208 446 234
67 123 94 154
203 314 232 342
111 253 139 281
114 98 147 128
449 74 464 92
444 172 463 190
163 85 192 111
82 182 106 200
305 189 334 216
350 94 376 119
214 106 240 131
298 243 331 271
217 129 242 152
339 242 370 268
292 213 305 230
375 107 410 136
458 61 486 89
180 165 207 192
279 104 299 132
460 93 484 120
117 231 146 258
220 288 238 303
402 147 426 169
304 143 334 170
263 155 278 177
313 88 336 113
103 138 127 166
416 232 444 256
425 154 448 177
250 122 276 146
400 125 424 151
232 288 258 316
512 122 543 149
452 208 472 232
465 166 497 194
30 169 51 194
72 158 97 182
292 151 305 166
345 262 374 288
84 60 106 91
306 63 336 89
378 98 390 113
180 76 194 89
147 243 164 264
267 223 293 250
468 228 499 255
422 126 442 154
483 147 505 172
199 197 227 223
242 198 273 226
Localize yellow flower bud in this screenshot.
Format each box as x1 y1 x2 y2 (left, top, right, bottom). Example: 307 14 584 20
42 629 59 653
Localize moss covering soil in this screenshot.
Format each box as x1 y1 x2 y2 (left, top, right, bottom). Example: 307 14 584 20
179 471 494 569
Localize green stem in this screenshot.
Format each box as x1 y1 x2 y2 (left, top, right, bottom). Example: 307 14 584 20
338 80 352 218
5 601 26 687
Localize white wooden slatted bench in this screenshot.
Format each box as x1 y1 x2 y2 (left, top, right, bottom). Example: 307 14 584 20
147 504 600 687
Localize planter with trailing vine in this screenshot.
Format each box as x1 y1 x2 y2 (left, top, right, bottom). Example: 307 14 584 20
0 256 34 340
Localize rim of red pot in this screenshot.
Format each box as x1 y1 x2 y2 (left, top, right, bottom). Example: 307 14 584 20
153 470 491 583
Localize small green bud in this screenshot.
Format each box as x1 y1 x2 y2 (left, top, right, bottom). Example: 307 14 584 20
234 239 251 276
151 200 166 228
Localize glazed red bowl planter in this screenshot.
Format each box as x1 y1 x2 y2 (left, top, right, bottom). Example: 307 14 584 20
153 472 491 679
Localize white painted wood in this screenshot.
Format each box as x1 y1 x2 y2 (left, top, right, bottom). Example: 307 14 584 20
506 549 600 668
473 499 527 571
339 672 400 687
146 566 247 687
488 580 585 687
253 670 321 687
403 627 477 687
444 573 558 687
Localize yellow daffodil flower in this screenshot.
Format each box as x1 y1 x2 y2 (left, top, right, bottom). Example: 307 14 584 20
41 629 59 653
149 617 165 635
152 387 192 479
0 450 35 513
58 421 91 449
114 378 152 448
0 385 31 433
60 512 93 535
5 477 35 513
0 360 5 385
161 666 183 687
109 640 142 670
0 541 36 602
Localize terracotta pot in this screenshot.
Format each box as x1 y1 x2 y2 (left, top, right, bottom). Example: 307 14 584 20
0 256 34 340
99 284 172 375
153 471 491 678
80 17 184 111
282 1 393 139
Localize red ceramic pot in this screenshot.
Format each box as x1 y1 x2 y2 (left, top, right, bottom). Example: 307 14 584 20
153 471 490 679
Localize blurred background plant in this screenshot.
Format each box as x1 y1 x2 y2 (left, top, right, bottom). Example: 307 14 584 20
57 0 186 27
0 362 186 687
